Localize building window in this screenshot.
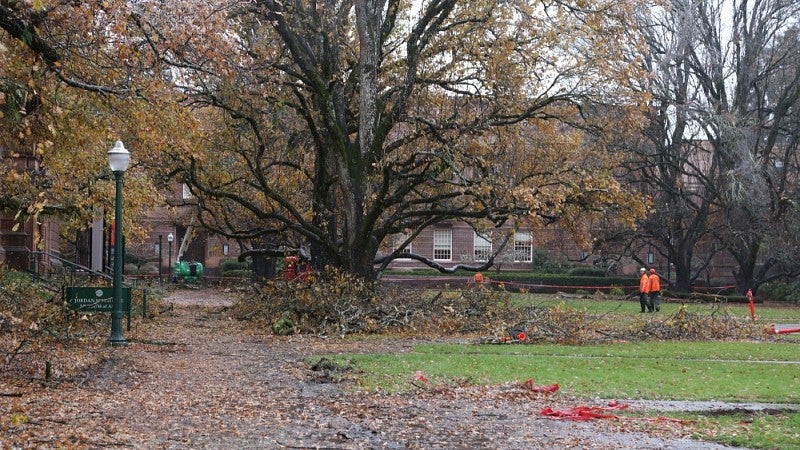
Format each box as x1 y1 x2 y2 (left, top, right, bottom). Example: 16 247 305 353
647 251 654 264
182 183 194 199
514 230 532 262
223 243 230 256
433 229 452 261
394 233 412 257
473 231 492 262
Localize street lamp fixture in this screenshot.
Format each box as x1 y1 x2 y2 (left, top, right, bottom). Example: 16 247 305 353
167 232 174 284
108 140 130 346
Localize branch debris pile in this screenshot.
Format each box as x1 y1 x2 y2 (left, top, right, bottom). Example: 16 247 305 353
232 268 515 336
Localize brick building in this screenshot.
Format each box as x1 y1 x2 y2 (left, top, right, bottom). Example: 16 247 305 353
381 221 590 272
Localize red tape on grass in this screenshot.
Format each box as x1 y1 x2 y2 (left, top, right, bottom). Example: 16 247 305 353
523 379 559 393
539 406 620 421
539 401 694 424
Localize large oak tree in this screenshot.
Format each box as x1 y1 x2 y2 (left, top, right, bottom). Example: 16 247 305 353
136 0 649 279
3 0 650 279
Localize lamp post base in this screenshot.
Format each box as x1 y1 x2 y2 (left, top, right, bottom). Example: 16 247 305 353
109 315 127 346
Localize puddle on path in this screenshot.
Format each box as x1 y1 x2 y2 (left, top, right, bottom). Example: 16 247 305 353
619 399 800 413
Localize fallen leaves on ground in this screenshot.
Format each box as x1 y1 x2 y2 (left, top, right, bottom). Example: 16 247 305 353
1 288 725 449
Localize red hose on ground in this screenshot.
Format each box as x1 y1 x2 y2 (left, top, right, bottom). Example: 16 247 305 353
770 325 800 334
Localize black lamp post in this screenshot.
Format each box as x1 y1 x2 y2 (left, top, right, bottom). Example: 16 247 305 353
108 140 130 346
167 232 174 283
158 235 163 285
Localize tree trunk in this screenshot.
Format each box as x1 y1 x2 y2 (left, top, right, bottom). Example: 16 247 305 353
732 242 760 295
671 252 695 293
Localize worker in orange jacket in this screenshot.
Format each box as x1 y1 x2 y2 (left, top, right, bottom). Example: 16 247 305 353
639 267 651 312
648 268 661 312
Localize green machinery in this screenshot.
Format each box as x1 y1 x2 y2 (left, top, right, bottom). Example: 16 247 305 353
174 260 203 282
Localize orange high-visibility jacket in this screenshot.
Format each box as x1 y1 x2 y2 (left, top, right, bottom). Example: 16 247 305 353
639 274 650 294
649 273 660 292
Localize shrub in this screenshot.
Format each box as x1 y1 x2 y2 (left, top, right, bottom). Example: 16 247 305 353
220 259 246 273
568 267 606 277
530 249 570 274
125 253 146 265
0 268 109 379
758 282 800 303
140 262 159 274
222 269 251 278
219 259 252 278
220 259 252 278
488 272 638 293
609 286 625 296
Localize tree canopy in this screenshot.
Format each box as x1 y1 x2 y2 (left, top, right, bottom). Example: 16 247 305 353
1 0 198 242
618 0 800 292
2 0 651 279
138 0 650 278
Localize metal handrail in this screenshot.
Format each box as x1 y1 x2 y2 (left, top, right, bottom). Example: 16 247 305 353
30 250 109 278
28 250 147 286
29 250 167 288
27 250 158 325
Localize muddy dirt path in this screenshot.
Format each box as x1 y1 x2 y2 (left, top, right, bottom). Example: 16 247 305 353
4 288 749 449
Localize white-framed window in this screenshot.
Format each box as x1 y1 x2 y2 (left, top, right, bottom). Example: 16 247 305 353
473 231 492 262
182 183 194 199
514 230 532 262
395 233 413 257
433 228 452 261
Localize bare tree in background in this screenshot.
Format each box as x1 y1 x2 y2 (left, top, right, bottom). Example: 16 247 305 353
614 0 800 293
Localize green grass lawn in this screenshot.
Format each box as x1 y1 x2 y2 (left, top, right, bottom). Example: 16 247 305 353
325 297 800 449
507 293 800 340
346 341 800 402
509 292 800 321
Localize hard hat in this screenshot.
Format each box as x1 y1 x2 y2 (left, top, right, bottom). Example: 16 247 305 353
639 267 646 272
650 268 656 274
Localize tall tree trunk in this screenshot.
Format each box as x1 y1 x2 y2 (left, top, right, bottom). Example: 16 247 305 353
670 246 694 293
732 240 760 294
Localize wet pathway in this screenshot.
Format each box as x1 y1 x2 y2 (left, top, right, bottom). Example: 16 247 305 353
3 288 761 449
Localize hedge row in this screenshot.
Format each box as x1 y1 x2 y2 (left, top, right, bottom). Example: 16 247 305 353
485 272 637 291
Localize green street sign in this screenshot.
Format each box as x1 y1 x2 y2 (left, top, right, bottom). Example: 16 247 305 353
66 287 131 313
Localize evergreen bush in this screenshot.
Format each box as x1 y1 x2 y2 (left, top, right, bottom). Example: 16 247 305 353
568 267 606 277
220 259 246 272
220 259 251 277
758 282 800 303
530 249 569 273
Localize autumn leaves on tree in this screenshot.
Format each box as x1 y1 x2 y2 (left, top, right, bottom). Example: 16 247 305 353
3 0 650 279
145 0 650 278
